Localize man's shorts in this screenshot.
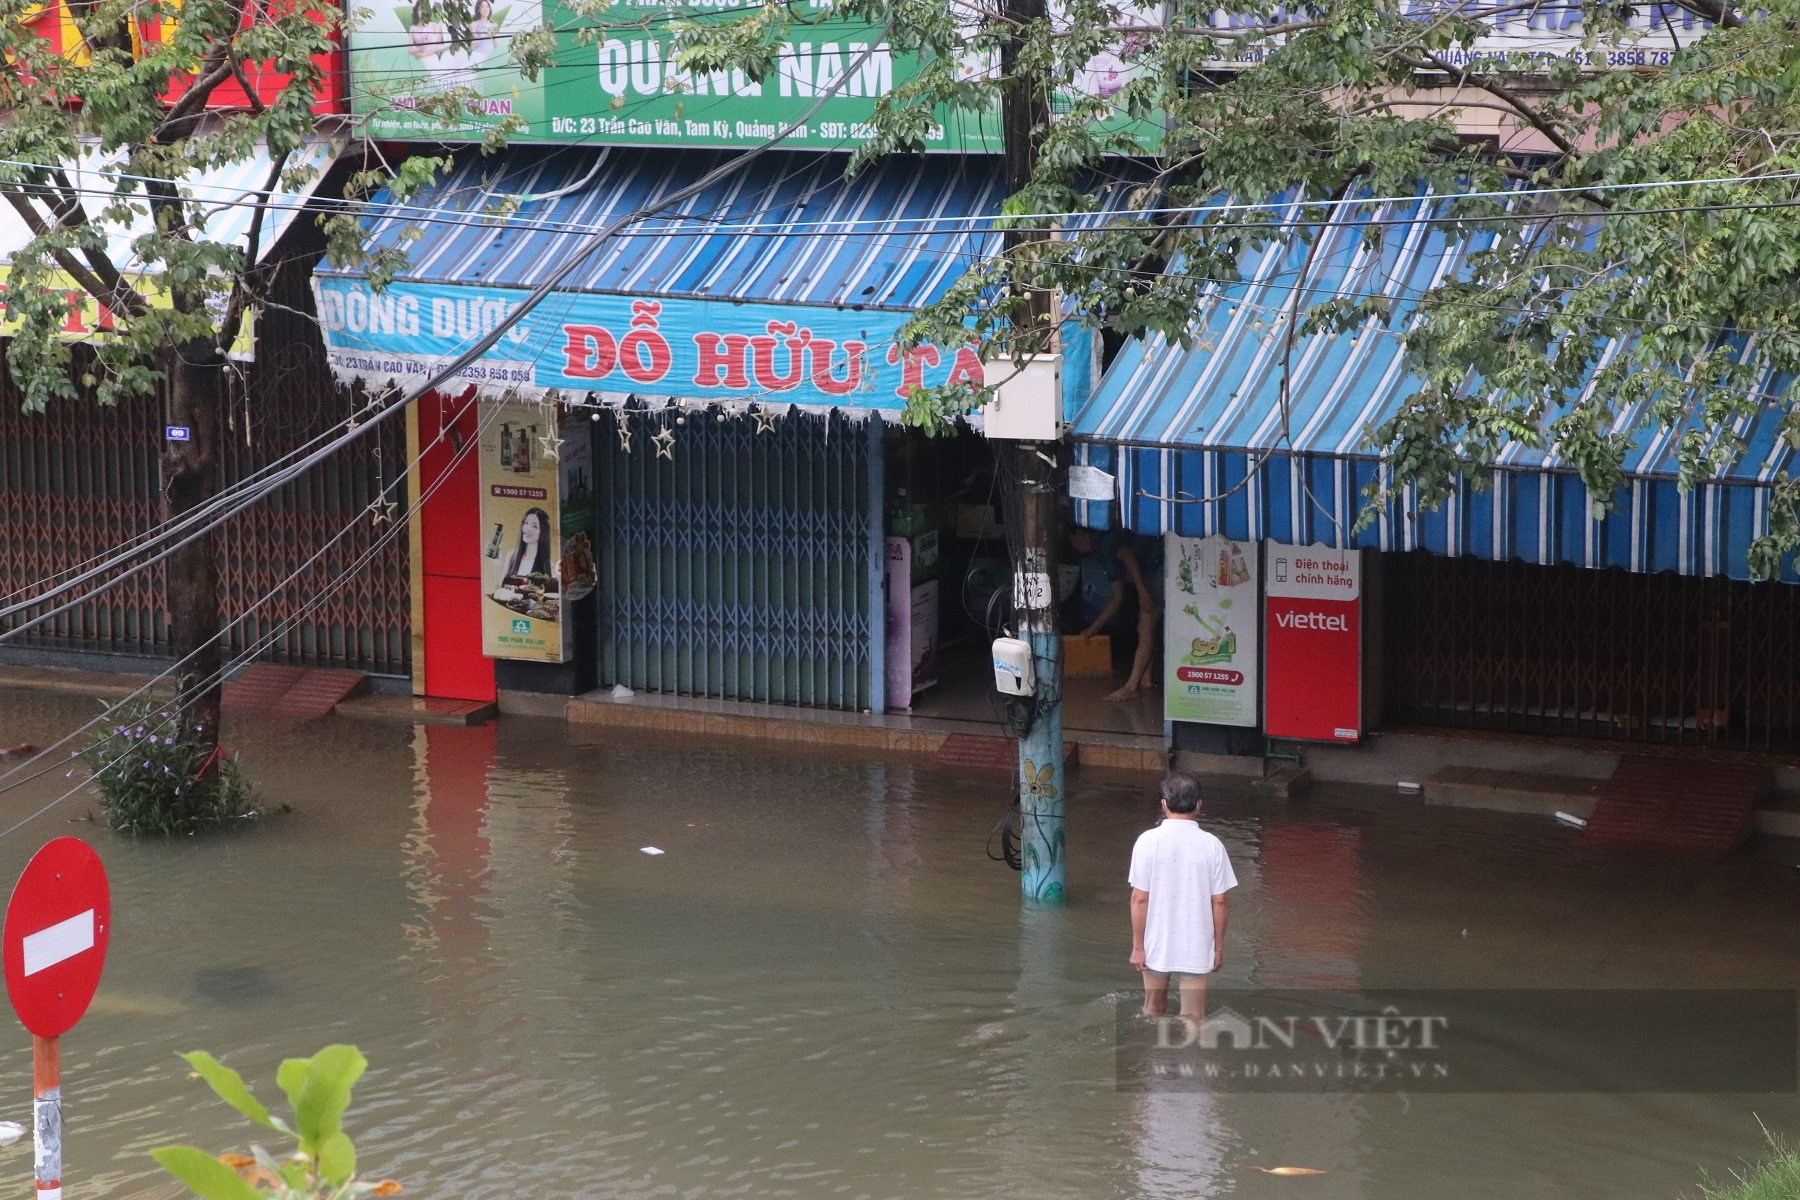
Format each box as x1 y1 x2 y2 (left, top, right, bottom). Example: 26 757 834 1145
1142 969 1211 985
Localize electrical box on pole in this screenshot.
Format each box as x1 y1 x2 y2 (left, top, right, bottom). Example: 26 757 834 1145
980 354 1063 441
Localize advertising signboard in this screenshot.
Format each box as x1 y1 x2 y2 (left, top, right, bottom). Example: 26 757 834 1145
0 269 255 355
1263 541 1360 742
23 1 344 111
478 398 567 662
348 0 1703 148
1203 1 1703 69
315 277 989 410
347 0 1163 150
1163 534 1258 727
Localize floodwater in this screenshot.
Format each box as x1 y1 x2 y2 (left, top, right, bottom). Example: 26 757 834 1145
0 688 1797 1200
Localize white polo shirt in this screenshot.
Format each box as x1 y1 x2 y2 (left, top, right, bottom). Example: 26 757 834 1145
1128 820 1238 975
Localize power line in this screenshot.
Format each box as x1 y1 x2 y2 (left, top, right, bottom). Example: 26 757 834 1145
0 393 506 839
0 388 495 795
0 36 900 632
0 35 892 652
0 313 504 620
13 153 1800 241
0 91 848 612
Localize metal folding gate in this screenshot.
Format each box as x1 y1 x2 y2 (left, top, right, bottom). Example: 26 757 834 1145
594 408 879 710
1383 550 1800 751
0 237 410 674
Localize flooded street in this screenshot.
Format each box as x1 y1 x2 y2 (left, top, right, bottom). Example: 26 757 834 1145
0 688 1797 1199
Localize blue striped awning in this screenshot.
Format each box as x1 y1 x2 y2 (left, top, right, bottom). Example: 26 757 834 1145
317 145 1141 413
340 146 1011 309
1071 444 1792 581
1071 196 1797 581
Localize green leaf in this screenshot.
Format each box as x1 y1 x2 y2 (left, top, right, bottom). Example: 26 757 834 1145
318 1130 357 1186
150 1146 263 1200
291 1045 368 1152
179 1053 274 1129
276 1056 309 1117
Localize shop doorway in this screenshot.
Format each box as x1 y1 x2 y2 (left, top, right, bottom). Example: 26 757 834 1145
880 426 1163 737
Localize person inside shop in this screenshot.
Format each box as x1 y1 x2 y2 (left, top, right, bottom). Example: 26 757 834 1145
1069 525 1127 641
1069 526 1162 702
502 507 554 583
1109 533 1163 703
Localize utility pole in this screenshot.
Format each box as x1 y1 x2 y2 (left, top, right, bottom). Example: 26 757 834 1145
1000 0 1063 907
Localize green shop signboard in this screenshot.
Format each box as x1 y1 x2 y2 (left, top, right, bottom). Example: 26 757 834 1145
348 0 1161 152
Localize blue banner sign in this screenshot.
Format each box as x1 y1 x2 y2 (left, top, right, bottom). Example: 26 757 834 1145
315 277 985 412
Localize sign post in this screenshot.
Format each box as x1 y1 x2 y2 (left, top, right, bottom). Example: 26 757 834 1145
3 838 112 1200
1263 542 1362 741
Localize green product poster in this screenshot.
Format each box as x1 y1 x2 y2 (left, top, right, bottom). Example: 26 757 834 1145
352 0 551 139
1164 533 1259 728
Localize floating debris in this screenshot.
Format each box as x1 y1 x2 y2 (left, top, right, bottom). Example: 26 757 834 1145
640 846 664 856
1256 1167 1327 1176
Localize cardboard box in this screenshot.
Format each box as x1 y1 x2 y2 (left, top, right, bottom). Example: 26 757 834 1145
1063 634 1113 678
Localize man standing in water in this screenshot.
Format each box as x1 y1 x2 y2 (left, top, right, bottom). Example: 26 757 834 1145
1129 773 1237 1018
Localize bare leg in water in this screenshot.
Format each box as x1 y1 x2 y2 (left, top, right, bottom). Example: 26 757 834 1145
1141 970 1207 1037
1109 604 1162 702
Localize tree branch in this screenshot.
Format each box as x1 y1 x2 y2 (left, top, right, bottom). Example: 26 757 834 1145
1396 49 1578 157
154 0 251 137
0 187 148 317
216 152 287 351
228 50 268 114
44 169 140 305
1664 0 1741 29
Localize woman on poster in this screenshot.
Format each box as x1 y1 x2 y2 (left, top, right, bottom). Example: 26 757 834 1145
502 507 555 583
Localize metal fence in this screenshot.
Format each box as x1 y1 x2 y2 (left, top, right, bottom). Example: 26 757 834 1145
0 345 410 675
595 407 874 710
1383 550 1800 750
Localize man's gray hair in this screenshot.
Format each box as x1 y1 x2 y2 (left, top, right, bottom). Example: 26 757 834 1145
1160 772 1201 814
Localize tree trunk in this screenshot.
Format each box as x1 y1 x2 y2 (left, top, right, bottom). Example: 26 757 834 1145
161 341 224 779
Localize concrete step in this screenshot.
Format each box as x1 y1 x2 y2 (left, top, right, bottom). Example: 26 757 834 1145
1753 791 1800 839
568 688 1164 770
0 663 169 700
1251 763 1312 799
1424 765 1603 818
1585 755 1770 858
333 693 496 727
932 733 1077 775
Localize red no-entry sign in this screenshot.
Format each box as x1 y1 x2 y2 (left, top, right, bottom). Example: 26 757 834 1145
3 837 110 1039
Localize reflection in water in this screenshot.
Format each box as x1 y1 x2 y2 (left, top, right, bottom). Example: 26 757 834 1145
401 725 499 1028
0 690 1793 1199
1134 1092 1233 1198
1255 823 1364 991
